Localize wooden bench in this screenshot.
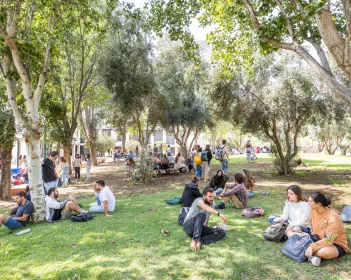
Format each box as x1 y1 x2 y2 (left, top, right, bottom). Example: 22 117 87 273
11 186 26 196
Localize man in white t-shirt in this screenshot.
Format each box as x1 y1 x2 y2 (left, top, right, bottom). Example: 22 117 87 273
89 180 115 217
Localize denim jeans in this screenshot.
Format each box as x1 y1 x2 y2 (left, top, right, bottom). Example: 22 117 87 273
95 192 101 205
43 180 58 194
3 217 22 230
248 192 255 198
215 188 223 196
183 212 226 244
86 167 91 179
195 165 202 178
268 217 311 234
221 159 229 173
89 205 104 213
60 167 69 184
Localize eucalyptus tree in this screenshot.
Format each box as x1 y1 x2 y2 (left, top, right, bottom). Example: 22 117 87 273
147 0 351 103
0 0 116 222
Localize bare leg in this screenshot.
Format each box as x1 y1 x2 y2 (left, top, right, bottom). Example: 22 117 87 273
0 214 10 227
286 231 309 239
314 246 339 260
64 201 82 214
222 197 230 204
190 239 197 250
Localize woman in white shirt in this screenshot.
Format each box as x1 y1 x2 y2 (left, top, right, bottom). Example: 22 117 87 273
269 185 311 234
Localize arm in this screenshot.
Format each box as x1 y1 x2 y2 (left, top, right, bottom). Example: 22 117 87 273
225 149 229 160
273 201 289 222
47 198 70 210
13 214 30 222
289 203 310 227
102 200 111 216
223 184 238 196
198 201 227 224
310 217 341 253
193 188 202 198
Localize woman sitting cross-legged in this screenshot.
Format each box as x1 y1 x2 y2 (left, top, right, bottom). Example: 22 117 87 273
174 153 186 174
208 170 229 197
287 192 349 266
242 169 255 198
160 154 170 171
269 185 311 234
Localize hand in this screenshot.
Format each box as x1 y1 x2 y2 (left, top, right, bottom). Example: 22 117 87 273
106 214 113 217
220 214 227 224
220 193 224 198
305 246 313 258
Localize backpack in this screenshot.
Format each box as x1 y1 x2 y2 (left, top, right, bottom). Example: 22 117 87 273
200 151 208 161
341 206 351 222
71 213 93 222
241 207 264 218
215 147 224 161
194 154 202 165
262 221 288 242
164 197 182 205
178 207 190 226
281 234 313 262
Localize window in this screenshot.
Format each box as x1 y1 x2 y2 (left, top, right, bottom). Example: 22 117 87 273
166 134 175 145
102 129 111 136
154 130 163 142
129 134 139 141
116 135 122 141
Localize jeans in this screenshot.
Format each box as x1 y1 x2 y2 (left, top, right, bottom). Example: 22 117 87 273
74 167 80 179
221 159 229 173
248 192 255 198
195 165 202 178
86 167 91 179
95 192 101 205
43 180 58 194
60 167 69 184
268 217 311 234
183 212 226 244
89 205 104 213
215 188 223 196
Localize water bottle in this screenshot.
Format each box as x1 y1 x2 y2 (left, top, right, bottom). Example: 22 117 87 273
15 228 31 236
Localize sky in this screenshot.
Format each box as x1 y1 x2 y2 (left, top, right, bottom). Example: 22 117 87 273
128 0 209 41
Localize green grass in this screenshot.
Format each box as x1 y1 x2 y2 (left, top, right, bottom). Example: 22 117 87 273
1 189 350 280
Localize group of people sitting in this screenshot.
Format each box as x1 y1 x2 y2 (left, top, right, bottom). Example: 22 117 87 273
0 180 116 231
179 175 349 267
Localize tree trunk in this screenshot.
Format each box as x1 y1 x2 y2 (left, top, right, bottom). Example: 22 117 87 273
63 145 71 163
121 133 126 153
0 147 12 200
88 141 98 166
26 136 45 223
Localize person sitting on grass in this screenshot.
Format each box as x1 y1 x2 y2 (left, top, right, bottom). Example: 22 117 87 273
181 177 202 207
268 185 311 234
209 170 229 196
183 187 227 250
242 169 255 198
45 187 87 222
216 173 248 210
0 191 34 230
174 153 186 174
287 192 349 267
89 180 115 217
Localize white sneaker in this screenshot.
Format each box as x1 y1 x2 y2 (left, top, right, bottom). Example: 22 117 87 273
309 256 321 267
80 209 88 214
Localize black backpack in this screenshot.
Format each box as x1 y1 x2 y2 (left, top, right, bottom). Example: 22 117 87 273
178 207 190 226
71 213 93 222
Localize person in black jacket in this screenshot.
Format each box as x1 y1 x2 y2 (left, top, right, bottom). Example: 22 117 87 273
181 177 202 207
209 170 229 196
202 144 213 181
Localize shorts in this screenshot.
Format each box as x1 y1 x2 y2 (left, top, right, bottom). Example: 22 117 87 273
334 244 346 258
61 210 72 220
3 217 22 230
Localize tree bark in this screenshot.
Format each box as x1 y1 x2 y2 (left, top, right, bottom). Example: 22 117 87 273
26 135 46 223
88 141 98 166
0 147 12 200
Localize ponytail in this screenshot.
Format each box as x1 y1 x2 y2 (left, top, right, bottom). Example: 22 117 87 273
310 192 332 207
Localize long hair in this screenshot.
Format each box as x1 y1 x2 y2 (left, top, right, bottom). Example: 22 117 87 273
310 192 332 207
287 185 306 202
60 156 67 163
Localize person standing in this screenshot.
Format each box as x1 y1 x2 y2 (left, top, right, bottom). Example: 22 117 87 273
245 140 252 161
202 144 212 182
73 154 81 181
42 151 59 193
59 156 70 187
220 139 229 173
194 148 203 179
85 154 92 181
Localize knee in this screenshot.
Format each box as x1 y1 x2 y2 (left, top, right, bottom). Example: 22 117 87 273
0 214 7 221
218 229 226 239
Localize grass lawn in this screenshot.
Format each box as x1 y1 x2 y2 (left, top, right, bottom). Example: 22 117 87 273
0 154 350 280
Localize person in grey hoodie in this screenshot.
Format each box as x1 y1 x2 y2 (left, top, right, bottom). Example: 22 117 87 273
181 177 202 207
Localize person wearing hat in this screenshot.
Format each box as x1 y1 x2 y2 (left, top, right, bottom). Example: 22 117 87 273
242 169 255 198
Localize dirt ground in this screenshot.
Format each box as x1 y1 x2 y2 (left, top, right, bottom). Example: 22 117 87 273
1 154 350 211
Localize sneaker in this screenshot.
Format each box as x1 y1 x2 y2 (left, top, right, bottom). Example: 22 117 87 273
80 209 88 214
215 202 225 209
309 256 321 267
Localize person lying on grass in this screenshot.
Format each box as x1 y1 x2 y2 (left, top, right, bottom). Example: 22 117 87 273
0 191 34 230
89 180 115 217
216 173 248 210
183 187 227 251
46 187 88 222
286 192 349 267
268 185 311 234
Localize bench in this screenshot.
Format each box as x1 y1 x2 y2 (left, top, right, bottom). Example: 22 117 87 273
11 186 26 196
